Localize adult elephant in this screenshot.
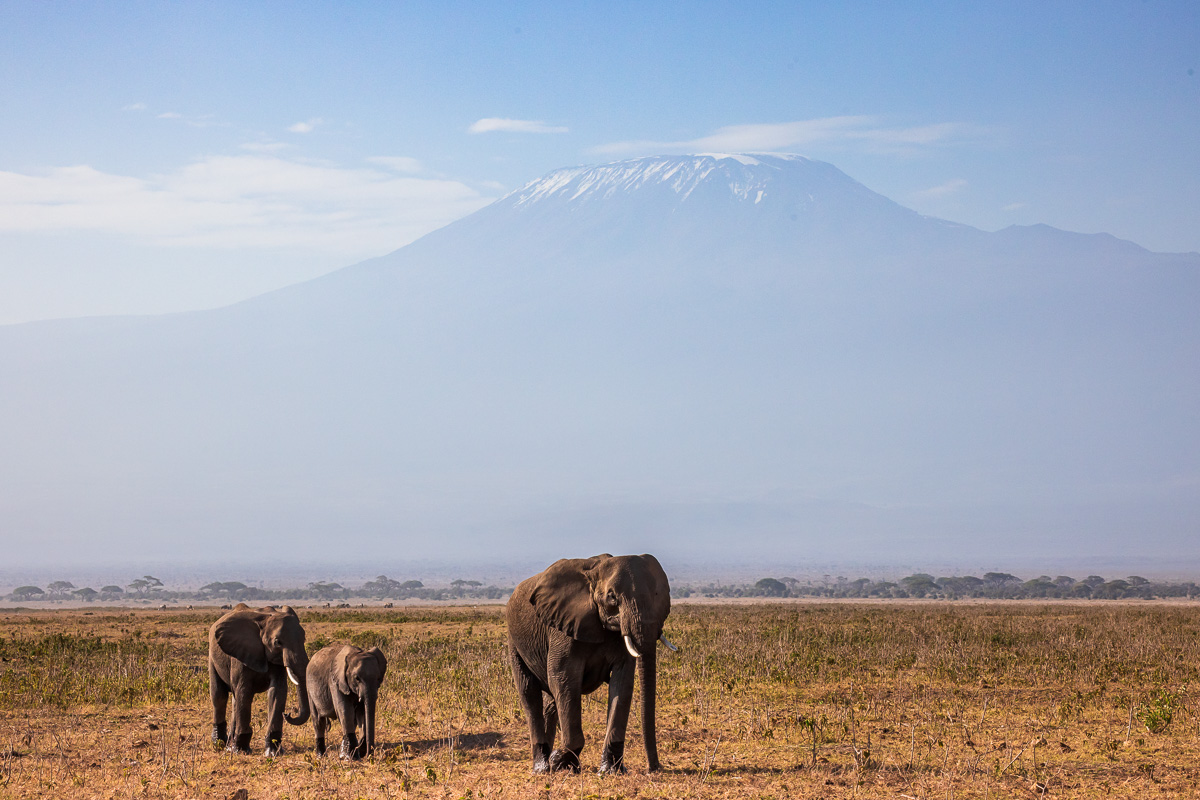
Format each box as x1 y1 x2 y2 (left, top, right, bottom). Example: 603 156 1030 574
505 553 675 774
208 604 312 756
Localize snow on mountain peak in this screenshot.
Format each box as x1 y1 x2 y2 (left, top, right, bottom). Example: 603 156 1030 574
509 153 815 207
694 153 762 165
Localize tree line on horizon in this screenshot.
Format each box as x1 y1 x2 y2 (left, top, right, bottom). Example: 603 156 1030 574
676 572 1200 600
7 571 1199 604
3 574 507 604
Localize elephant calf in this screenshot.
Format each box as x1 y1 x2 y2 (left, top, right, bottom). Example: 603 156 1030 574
306 643 388 759
506 553 675 774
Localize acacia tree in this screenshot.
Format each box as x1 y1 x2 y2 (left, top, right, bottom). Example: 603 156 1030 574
200 581 249 598
47 580 76 597
308 581 345 601
754 578 788 597
127 576 164 597
901 574 939 597
11 586 45 601
361 576 403 598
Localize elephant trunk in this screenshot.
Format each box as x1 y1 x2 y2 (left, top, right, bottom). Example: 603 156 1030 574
639 643 660 771
363 686 378 757
284 652 311 726
621 603 661 771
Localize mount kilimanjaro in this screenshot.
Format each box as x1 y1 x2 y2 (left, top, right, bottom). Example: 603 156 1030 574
2 153 1198 569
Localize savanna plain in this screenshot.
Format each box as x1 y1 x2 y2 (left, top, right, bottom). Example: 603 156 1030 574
2 601 1199 799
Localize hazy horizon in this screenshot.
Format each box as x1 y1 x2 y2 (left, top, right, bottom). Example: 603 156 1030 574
2 7 1197 578
3 154 1197 574
6 551 1200 597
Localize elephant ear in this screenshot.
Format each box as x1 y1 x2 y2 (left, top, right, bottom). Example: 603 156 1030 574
639 553 672 619
529 557 606 643
214 613 270 673
366 646 388 677
334 646 354 696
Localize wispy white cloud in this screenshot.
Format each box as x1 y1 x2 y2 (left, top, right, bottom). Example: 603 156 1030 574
240 141 290 153
0 156 495 255
288 118 323 134
469 118 568 134
594 117 982 156
121 103 224 128
366 156 423 173
152 110 222 128
913 178 969 200
1002 202 1026 212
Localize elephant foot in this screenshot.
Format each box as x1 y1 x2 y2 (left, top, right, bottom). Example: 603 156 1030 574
353 740 369 760
226 732 253 755
211 723 228 749
264 739 282 758
531 743 551 774
549 748 581 773
315 736 326 756
339 738 361 761
598 741 626 775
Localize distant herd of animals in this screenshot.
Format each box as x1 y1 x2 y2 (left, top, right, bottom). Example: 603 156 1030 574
207 553 674 773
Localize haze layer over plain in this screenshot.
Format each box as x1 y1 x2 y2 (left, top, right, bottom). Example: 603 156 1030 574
2 154 1197 568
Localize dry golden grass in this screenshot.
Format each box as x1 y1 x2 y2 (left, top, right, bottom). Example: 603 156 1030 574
2 602 1200 798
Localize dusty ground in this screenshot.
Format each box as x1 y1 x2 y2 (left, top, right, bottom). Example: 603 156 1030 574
2 602 1200 798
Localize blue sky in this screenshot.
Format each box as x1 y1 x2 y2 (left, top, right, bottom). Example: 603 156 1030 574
1 1 1197 323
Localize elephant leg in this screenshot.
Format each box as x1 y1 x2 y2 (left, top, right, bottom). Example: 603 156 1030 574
210 663 230 748
228 684 254 754
599 660 635 774
548 650 585 773
352 700 368 759
509 645 552 773
264 676 286 757
314 714 329 756
542 692 559 749
334 691 360 760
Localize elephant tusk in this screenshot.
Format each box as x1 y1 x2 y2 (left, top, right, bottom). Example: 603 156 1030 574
659 634 679 652
623 635 642 659
286 667 301 686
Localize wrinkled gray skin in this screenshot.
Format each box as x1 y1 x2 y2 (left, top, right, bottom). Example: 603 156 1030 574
209 604 311 756
505 554 672 774
306 643 388 759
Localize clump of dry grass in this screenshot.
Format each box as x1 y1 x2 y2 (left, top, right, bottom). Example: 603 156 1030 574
1 602 1199 798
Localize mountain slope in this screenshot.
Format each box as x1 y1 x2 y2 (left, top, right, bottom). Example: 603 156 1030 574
2 154 1197 568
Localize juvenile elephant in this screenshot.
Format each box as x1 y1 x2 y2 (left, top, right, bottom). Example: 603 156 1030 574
505 553 675 774
208 604 312 756
306 643 388 759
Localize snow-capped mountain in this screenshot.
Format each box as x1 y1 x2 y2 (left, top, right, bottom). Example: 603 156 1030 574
1 154 1197 570
510 153 883 208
